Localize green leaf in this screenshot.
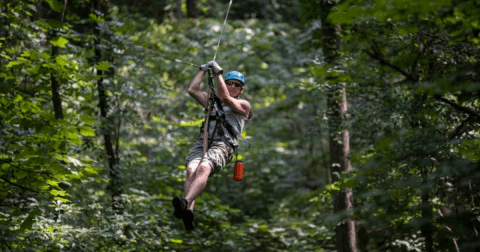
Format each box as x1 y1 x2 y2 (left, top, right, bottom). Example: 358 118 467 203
26 67 39 75
89 13 105 23
47 180 59 187
67 133 82 144
54 197 69 203
48 19 70 29
67 156 82 167
39 52 51 60
28 4 37 12
37 19 61 29
50 36 69 48
96 61 110 71
6 61 21 68
30 51 39 61
19 217 33 232
56 55 67 66
44 0 64 12
81 115 96 125
80 125 95 136
50 189 59 196
20 102 30 113
58 141 67 151
0 53 11 60
84 167 98 174
21 51 31 57
19 207 42 232
326 183 340 191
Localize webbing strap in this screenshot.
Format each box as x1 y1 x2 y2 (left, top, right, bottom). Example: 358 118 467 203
202 97 251 150
203 70 216 153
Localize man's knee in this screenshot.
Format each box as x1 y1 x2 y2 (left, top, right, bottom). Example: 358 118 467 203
195 162 212 177
186 161 200 178
186 165 197 179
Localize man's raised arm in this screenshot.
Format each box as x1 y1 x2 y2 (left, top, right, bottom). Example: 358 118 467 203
205 61 251 120
215 74 251 119
187 70 209 108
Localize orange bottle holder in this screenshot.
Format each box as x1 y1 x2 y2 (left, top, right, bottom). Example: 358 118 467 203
233 161 243 182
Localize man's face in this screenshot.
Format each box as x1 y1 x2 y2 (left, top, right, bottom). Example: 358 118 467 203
226 79 244 98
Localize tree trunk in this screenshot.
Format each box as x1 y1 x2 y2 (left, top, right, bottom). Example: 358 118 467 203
421 169 434 252
320 0 357 251
50 43 63 120
135 0 166 24
151 0 167 24
174 0 183 21
328 88 357 252
186 0 198 18
93 0 122 214
46 2 64 120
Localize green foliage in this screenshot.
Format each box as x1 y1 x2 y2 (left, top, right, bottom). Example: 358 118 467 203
1 0 479 251
1 0 325 250
44 0 64 13
315 0 480 251
329 0 453 24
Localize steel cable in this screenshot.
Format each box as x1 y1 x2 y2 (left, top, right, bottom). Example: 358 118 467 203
213 0 234 62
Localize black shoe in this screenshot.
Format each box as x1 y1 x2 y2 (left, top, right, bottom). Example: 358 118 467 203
172 196 188 219
182 209 195 231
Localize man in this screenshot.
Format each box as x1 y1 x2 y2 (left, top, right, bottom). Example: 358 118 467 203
172 61 252 230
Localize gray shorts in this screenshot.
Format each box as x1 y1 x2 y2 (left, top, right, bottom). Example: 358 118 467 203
185 139 234 175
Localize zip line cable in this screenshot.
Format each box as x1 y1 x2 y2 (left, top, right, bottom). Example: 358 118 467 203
213 0 234 62
124 0 234 68
129 45 200 68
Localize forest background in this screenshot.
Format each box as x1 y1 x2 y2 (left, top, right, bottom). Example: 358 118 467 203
1 0 479 251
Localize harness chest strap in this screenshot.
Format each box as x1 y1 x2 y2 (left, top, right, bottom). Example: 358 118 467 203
213 96 250 147
201 96 250 150
202 92 213 154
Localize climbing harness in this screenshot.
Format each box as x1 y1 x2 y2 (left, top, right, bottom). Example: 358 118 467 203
200 69 251 182
201 69 242 153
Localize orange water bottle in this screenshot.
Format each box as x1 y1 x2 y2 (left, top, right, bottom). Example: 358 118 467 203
233 161 243 182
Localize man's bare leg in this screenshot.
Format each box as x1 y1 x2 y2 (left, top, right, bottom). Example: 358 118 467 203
184 160 212 210
184 159 201 210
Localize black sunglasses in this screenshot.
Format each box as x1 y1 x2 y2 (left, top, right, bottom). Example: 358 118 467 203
226 80 243 88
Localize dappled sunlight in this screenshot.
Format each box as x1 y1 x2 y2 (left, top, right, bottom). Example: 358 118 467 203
1 0 479 251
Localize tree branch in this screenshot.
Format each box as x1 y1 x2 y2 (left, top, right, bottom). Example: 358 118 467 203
437 209 461 252
11 85 36 97
0 201 28 207
1 161 51 175
1 238 12 252
435 96 480 121
0 177 39 193
364 49 417 82
449 115 474 140
411 42 425 78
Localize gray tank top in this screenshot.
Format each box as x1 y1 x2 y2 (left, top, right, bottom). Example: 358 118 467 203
199 102 251 144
